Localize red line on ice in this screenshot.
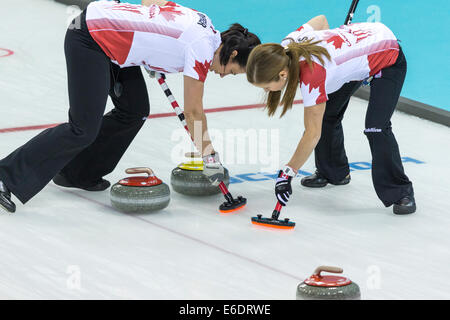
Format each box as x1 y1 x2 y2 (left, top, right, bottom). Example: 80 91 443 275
0 100 303 134
0 48 14 58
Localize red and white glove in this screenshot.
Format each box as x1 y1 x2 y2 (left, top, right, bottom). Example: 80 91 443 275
202 152 225 186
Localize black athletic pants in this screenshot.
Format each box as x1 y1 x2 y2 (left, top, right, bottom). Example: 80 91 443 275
314 46 414 207
0 11 150 204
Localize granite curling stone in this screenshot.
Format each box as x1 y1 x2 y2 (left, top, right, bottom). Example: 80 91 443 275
110 167 170 213
296 266 361 300
170 152 230 196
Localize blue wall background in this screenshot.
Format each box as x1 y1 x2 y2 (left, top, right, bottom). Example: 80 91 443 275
128 0 449 111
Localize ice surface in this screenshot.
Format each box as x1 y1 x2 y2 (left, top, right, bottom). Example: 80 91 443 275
0 0 449 299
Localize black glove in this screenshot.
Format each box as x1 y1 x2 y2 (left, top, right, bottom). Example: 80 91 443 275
275 166 296 206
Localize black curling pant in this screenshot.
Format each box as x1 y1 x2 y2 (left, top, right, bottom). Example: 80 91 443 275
314 47 414 207
60 62 150 187
0 12 149 204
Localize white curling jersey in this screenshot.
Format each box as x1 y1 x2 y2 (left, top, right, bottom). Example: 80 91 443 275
281 22 400 107
86 0 221 82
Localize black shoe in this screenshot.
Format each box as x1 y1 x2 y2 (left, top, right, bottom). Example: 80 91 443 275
53 173 111 191
301 171 351 188
0 181 16 213
393 195 416 215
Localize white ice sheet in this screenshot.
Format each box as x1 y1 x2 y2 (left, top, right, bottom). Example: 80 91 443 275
0 0 449 299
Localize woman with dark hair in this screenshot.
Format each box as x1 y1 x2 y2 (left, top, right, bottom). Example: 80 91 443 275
246 15 415 215
0 0 260 213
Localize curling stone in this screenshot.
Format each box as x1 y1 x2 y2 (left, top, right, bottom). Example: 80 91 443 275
110 167 170 213
296 266 360 300
170 152 230 196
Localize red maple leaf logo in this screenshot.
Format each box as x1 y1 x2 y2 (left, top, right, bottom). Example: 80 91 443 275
193 60 211 82
296 26 305 32
323 32 345 50
159 5 183 22
299 61 327 105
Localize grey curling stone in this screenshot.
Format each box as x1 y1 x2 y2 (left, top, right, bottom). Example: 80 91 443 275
296 266 361 300
170 161 230 196
110 167 170 213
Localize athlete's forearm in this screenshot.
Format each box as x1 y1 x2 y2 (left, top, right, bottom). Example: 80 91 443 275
287 103 325 171
306 15 329 30
199 113 215 156
286 131 321 172
141 0 168 7
184 111 215 157
183 76 214 156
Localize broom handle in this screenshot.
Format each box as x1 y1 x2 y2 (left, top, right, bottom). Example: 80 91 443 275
344 0 360 25
153 72 232 196
271 202 283 220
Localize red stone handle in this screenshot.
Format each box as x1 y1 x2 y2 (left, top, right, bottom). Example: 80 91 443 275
125 167 154 177
313 266 343 277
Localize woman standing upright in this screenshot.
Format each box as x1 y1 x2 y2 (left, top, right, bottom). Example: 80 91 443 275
246 15 415 214
0 0 260 213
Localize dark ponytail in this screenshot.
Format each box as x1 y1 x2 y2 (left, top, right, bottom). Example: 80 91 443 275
220 23 261 68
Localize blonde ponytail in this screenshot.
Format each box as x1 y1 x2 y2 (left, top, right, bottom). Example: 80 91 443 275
247 39 331 117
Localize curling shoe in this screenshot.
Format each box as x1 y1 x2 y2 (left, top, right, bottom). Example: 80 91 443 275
301 170 351 188
393 195 416 215
53 173 110 191
0 181 16 213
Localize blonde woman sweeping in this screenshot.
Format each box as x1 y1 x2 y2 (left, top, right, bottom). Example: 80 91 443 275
246 15 415 215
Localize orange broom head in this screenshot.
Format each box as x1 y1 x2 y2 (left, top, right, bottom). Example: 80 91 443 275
219 203 246 214
251 216 295 230
251 221 295 230
219 196 247 214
